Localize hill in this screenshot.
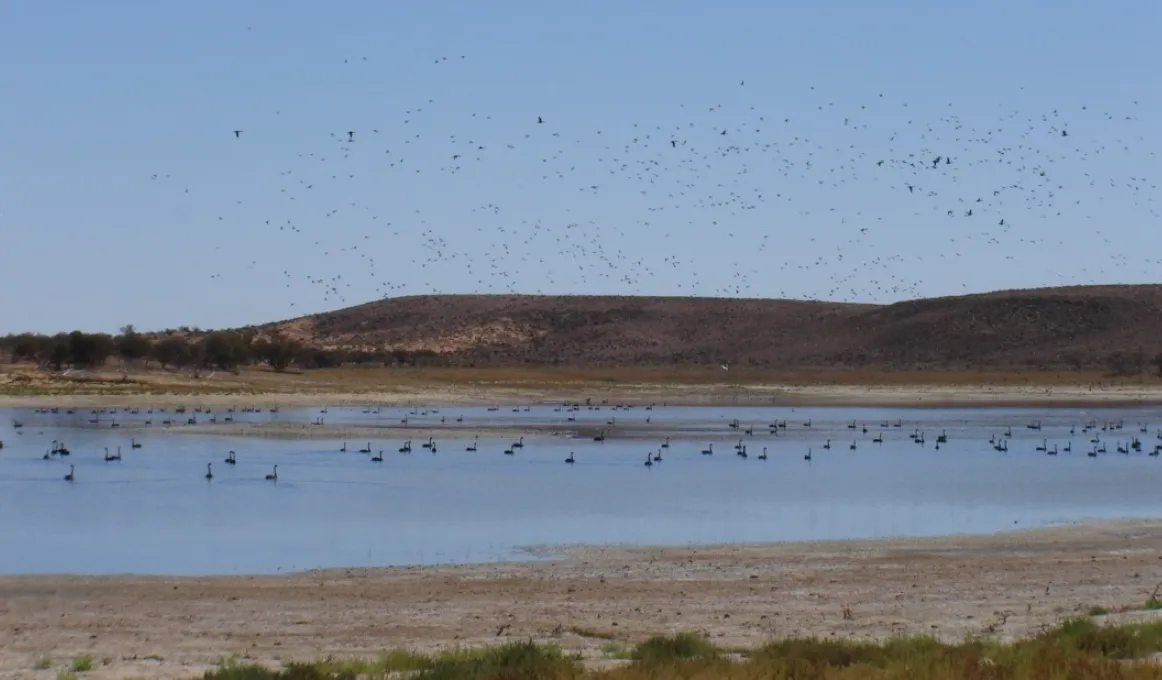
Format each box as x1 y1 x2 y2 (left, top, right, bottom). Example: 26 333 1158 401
251 285 1162 371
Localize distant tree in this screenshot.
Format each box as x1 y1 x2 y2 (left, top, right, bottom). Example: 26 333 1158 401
235 329 256 365
1023 356 1049 371
1154 352 1162 378
43 334 71 371
1060 351 1084 371
301 348 339 369
186 338 206 371
115 326 152 365
88 333 116 367
254 336 298 372
1105 351 1142 376
222 331 253 368
271 343 297 373
174 330 247 371
67 331 90 367
65 331 114 368
201 332 239 370
152 336 191 370
8 334 46 363
1119 349 1146 376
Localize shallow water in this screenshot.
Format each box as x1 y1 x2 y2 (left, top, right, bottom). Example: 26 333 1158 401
2 403 1161 575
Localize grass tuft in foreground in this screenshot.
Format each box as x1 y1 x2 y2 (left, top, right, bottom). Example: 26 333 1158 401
202 619 1162 680
69 654 94 673
629 632 720 665
206 641 581 680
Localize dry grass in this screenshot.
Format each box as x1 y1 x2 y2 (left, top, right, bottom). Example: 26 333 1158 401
201 621 1162 680
308 365 1162 388
4 362 1161 395
4 363 1162 411
9 520 1162 678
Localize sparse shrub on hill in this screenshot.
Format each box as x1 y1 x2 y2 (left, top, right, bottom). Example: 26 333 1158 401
5 286 1162 375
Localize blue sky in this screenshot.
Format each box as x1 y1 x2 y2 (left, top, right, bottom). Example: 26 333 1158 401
1 0 1159 333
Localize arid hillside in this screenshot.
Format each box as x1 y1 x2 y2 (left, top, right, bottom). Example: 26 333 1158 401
252 285 1162 370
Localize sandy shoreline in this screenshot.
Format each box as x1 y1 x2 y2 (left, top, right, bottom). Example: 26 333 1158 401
3 382 1162 410
5 519 1162 678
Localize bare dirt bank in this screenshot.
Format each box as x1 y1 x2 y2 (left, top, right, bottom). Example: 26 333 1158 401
4 520 1162 678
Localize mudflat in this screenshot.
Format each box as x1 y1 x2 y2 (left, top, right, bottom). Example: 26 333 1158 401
4 362 1162 410
2 377 1162 411
3 520 1162 678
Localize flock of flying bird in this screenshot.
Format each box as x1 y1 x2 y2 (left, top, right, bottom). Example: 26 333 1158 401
142 51 1160 324
11 404 1162 483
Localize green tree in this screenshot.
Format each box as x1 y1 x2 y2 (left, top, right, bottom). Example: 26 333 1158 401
196 331 252 370
65 331 114 368
1106 350 1147 376
186 337 206 371
87 333 116 367
299 348 340 369
1060 351 1084 371
254 336 299 372
152 336 191 370
116 325 152 364
67 331 89 367
43 334 71 370
8 334 47 363
228 331 253 367
201 332 235 370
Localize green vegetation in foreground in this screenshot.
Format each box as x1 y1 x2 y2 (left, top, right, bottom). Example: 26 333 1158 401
201 620 1162 680
69 654 94 673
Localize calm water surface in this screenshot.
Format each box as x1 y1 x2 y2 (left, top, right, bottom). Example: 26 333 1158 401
2 404 1161 575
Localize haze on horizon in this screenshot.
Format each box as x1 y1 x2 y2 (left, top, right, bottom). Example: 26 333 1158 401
1 0 1159 335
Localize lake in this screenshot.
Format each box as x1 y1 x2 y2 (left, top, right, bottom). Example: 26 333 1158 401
2 403 1161 575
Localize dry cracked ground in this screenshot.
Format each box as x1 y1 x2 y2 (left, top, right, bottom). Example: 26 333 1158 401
4 521 1162 678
